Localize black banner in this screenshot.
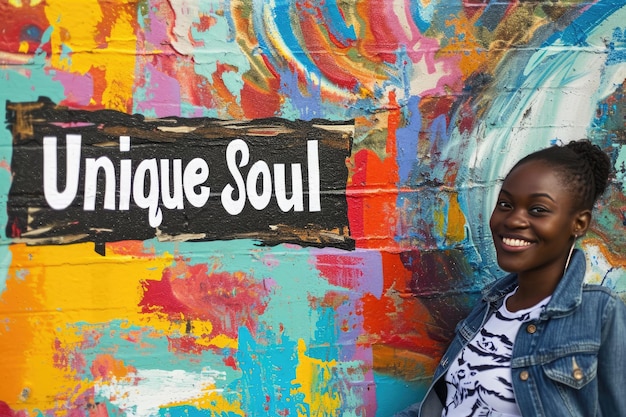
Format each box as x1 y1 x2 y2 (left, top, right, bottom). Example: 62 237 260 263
6 98 354 253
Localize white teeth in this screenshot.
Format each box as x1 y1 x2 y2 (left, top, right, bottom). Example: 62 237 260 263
502 237 532 247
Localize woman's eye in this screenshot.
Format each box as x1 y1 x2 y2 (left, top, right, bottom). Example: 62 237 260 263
496 201 511 209
530 206 548 214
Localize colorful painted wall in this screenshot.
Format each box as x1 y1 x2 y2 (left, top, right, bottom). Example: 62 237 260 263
1 1 626 416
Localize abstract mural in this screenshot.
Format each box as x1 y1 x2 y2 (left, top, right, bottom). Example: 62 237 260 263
0 1 625 416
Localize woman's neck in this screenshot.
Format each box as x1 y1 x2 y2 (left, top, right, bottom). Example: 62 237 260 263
507 272 561 312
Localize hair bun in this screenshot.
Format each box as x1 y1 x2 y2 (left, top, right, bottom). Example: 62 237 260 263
565 140 611 201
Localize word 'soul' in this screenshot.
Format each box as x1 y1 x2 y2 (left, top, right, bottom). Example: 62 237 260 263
43 135 321 227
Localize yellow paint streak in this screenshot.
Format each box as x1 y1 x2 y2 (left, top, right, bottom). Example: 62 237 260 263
0 242 174 412
18 41 30 53
8 0 44 6
292 339 341 417
440 15 489 77
180 318 238 349
197 333 239 350
433 199 445 239
372 344 436 381
171 390 244 415
445 193 467 243
100 6 137 111
44 0 137 111
433 193 466 245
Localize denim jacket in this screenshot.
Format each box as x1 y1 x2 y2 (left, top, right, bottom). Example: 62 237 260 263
396 250 626 417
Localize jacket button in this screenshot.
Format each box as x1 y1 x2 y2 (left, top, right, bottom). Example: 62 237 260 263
519 371 529 381
573 369 584 381
526 324 537 334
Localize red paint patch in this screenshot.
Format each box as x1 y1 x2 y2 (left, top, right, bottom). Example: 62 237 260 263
167 334 208 355
315 254 364 289
361 251 441 357
140 260 270 340
195 15 217 32
223 354 238 370
0 401 27 417
0 0 51 56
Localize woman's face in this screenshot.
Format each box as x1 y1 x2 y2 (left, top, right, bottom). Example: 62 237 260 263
489 160 588 280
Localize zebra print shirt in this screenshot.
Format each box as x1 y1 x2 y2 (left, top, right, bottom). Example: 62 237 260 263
442 289 550 417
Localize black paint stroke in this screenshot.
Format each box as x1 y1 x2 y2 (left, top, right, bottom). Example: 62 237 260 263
5 98 354 252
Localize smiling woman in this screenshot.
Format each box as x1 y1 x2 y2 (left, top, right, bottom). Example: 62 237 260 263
396 139 626 417
489 159 592 309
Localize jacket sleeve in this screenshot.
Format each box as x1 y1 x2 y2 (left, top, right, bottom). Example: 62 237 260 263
598 294 626 415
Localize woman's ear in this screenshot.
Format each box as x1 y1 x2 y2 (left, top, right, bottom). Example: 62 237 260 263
573 210 592 237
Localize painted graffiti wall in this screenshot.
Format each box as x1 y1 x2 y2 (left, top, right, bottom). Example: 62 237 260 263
1 1 625 416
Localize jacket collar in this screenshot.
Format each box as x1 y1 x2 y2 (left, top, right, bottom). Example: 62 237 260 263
481 249 586 317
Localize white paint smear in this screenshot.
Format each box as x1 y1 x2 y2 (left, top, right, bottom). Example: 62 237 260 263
96 367 227 417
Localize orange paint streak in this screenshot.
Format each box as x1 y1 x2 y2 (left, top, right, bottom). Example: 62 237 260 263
106 240 158 257
90 354 137 381
212 62 246 119
372 344 438 381
347 91 401 249
439 15 489 79
0 263 43 405
87 66 108 110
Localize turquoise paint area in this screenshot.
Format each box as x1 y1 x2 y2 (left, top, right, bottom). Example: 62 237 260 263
615 144 626 194
235 323 370 416
375 371 428 417
323 0 356 43
309 302 344 362
0 53 65 295
158 406 240 417
543 0 625 48
73 319 240 377
235 326 306 416
189 2 250 113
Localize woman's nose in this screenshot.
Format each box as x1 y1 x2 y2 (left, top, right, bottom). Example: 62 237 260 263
503 209 529 228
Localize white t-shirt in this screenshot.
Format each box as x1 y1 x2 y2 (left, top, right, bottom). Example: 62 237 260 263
442 289 550 417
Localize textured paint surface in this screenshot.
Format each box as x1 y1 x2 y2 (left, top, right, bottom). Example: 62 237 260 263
1 1 625 416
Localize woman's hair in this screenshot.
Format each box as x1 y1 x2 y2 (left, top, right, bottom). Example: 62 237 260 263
510 139 611 210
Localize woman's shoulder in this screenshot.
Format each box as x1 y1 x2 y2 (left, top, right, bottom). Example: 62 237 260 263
581 284 626 315
581 283 624 300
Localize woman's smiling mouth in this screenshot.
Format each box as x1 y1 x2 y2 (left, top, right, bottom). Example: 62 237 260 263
502 237 533 247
